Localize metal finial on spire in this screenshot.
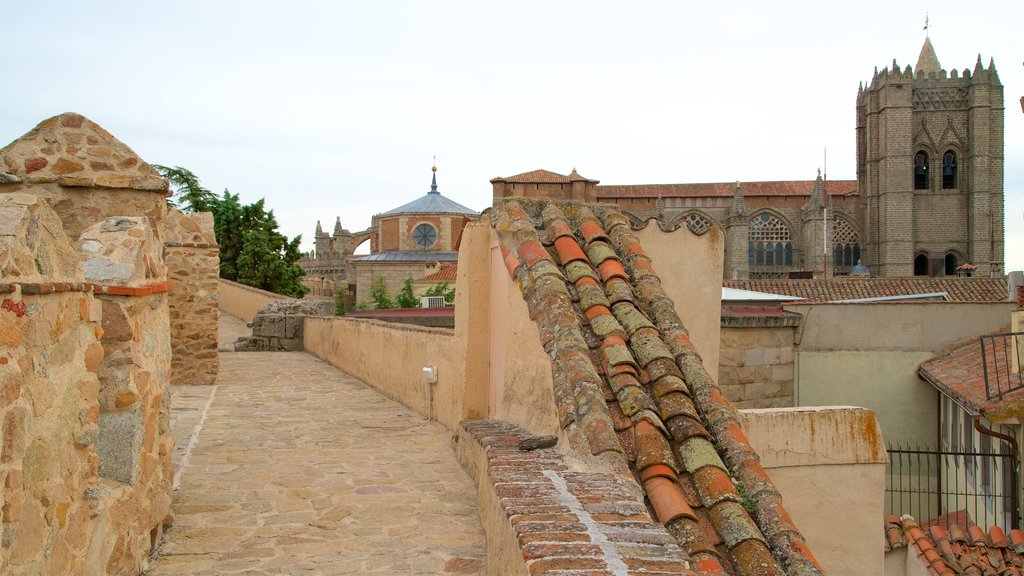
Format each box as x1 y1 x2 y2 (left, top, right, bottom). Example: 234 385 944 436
923 13 929 37
429 158 438 194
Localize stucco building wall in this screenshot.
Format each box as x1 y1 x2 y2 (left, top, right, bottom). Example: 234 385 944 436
739 406 888 576
788 301 1015 446
217 278 292 323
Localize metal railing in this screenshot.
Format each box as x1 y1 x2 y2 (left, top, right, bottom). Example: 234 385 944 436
981 332 1024 401
886 443 1018 531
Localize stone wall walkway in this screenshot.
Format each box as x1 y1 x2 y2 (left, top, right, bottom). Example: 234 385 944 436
146 313 485 575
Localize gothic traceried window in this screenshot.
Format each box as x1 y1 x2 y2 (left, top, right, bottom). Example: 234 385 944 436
942 151 958 189
831 218 862 274
747 213 793 278
684 212 712 235
914 151 929 190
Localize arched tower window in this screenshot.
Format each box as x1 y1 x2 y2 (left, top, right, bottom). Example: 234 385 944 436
831 218 862 275
944 252 958 276
914 254 929 276
942 151 957 189
747 213 793 278
914 151 929 190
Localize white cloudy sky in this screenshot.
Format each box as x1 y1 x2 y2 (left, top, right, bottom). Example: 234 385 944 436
2 0 1021 271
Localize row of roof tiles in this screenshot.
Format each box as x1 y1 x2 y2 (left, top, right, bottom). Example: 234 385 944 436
724 278 1009 304
598 180 858 199
491 198 823 576
886 515 1024 575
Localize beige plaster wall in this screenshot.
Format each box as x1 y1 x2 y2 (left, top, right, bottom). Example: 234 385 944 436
798 350 938 447
637 223 724 383
303 317 463 428
740 406 887 576
218 278 292 322
488 240 560 437
788 302 1015 447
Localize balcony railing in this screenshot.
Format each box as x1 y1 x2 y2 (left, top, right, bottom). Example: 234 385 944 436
981 332 1024 401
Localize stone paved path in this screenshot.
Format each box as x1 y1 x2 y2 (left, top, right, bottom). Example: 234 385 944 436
147 313 486 575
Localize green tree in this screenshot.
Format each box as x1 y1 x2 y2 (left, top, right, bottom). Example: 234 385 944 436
396 277 421 309
155 165 309 298
153 164 217 213
369 275 395 310
424 281 456 304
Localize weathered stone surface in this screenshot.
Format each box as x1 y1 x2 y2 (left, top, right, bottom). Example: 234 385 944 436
96 409 142 484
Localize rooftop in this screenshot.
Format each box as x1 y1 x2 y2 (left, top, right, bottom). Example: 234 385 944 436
918 326 1024 417
380 167 478 216
492 198 823 575
597 180 858 199
724 277 1009 303
885 514 1024 575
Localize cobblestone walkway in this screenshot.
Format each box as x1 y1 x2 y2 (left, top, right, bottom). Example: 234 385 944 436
147 314 485 575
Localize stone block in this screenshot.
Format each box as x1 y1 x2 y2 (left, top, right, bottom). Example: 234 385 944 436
233 337 268 352
252 315 286 338
771 364 794 382
97 409 142 484
279 338 303 352
743 348 765 367
284 316 304 340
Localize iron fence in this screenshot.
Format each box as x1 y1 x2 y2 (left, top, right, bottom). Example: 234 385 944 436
886 443 1019 531
981 332 1024 401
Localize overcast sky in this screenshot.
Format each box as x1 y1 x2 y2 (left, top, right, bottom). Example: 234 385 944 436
2 0 1021 271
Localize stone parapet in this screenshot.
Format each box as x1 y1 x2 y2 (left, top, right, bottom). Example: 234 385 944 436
165 209 219 386
739 406 887 576
455 419 695 576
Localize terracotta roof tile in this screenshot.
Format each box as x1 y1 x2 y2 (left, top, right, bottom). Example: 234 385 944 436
724 277 1008 303
918 326 1024 415
491 169 573 184
597 180 858 199
888 515 1024 576
491 198 823 576
417 263 457 282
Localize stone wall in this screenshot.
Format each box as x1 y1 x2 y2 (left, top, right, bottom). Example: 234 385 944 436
0 113 201 575
165 209 219 386
718 308 799 409
0 192 173 575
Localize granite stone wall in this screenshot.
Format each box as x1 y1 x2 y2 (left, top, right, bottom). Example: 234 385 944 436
0 113 185 575
165 209 219 386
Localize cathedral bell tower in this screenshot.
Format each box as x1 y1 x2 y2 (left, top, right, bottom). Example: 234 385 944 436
856 36 1004 277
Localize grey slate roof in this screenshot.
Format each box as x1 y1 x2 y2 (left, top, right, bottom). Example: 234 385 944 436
380 173 479 216
350 251 459 262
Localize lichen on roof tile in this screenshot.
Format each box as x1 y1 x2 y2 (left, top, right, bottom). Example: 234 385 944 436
492 197 824 575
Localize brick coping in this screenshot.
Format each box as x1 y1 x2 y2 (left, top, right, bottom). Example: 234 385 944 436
458 419 696 575
0 280 172 297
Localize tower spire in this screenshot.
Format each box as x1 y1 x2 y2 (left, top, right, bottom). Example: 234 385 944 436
429 157 439 194
915 35 941 77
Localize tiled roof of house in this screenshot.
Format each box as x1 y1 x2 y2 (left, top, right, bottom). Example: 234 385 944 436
417 263 457 282
918 326 1024 417
597 180 858 199
492 198 824 576
885 515 1024 575
723 278 1008 303
490 168 599 184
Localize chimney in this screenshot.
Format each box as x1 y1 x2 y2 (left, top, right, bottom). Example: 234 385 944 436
1009 271 1024 306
